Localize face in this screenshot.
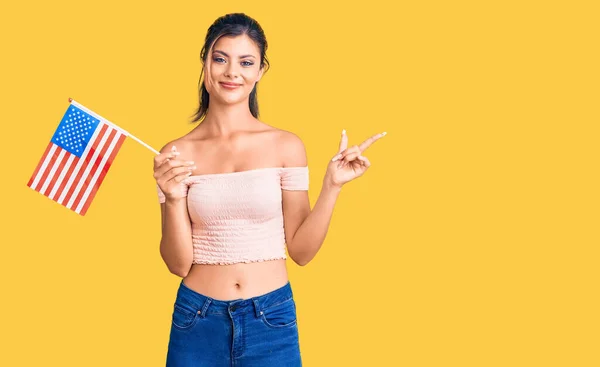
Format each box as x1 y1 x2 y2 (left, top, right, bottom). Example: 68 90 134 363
204 34 264 106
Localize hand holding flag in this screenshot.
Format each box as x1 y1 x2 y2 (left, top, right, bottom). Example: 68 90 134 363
27 99 158 216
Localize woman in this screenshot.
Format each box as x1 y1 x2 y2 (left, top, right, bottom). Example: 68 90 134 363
153 13 385 366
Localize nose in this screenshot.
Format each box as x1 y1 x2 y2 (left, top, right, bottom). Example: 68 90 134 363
224 63 240 79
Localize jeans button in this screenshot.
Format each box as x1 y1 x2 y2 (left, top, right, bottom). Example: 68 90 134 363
230 305 237 312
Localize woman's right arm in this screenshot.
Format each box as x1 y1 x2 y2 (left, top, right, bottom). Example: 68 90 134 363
160 198 193 277
155 144 196 277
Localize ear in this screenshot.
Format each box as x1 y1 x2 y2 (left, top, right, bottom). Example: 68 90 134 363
256 66 265 82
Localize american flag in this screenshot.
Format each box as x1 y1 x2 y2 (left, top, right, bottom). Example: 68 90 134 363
27 101 128 216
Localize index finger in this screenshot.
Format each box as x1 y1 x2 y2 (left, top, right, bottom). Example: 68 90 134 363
338 129 348 154
358 132 387 152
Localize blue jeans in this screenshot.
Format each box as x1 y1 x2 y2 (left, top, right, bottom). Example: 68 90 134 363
166 279 302 366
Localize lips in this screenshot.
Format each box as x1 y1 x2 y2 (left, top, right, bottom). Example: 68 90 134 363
219 82 242 89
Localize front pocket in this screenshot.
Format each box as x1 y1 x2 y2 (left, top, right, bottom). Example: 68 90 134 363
172 304 198 330
260 298 297 329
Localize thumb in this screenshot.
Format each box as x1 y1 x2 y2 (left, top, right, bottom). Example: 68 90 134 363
338 129 348 154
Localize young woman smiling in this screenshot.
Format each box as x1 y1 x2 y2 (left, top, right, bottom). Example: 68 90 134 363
153 13 385 366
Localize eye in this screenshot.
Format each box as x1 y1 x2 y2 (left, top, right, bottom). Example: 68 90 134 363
241 61 254 67
213 57 225 63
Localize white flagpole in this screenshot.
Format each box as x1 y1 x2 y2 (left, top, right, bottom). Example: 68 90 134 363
68 98 160 155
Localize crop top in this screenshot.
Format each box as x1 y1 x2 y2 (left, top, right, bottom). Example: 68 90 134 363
157 166 309 265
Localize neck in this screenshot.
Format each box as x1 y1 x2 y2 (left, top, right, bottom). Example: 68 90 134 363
201 99 257 137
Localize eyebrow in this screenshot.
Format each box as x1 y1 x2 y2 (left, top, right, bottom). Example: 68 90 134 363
213 50 256 59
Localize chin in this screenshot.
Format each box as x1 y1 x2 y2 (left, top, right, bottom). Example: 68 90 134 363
215 93 250 105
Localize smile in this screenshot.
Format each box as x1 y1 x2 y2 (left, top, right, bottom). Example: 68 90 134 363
219 82 242 90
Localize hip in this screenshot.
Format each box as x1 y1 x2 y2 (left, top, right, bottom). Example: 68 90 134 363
167 278 301 366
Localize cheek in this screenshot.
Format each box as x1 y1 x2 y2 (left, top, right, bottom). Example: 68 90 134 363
209 66 221 79
243 69 261 83
204 67 221 90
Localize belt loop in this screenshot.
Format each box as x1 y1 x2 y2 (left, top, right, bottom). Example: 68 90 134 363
198 298 211 318
252 299 262 318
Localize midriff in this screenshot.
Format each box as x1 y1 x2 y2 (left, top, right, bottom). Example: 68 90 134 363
182 259 290 301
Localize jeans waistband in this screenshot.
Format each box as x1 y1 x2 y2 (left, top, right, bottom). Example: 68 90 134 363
175 279 294 318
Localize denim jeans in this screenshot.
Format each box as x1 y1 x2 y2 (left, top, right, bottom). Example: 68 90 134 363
166 279 302 366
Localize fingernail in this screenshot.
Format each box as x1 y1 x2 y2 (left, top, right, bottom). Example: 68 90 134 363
342 129 346 135
332 154 341 162
382 132 387 136
187 161 195 165
172 145 177 151
172 151 180 156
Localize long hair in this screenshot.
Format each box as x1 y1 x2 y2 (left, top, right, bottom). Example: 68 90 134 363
190 13 270 123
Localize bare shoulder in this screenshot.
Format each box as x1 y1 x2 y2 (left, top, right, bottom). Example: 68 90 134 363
158 135 196 156
271 128 307 167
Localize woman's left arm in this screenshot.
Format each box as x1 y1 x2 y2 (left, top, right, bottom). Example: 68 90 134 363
282 130 386 266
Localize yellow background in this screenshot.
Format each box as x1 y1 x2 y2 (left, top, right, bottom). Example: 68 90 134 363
1 0 599 366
